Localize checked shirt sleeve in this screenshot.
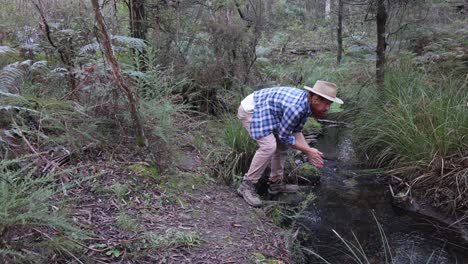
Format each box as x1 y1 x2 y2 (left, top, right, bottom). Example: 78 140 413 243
277 106 305 145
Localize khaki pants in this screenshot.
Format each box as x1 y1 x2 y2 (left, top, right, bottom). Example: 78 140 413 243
237 106 288 184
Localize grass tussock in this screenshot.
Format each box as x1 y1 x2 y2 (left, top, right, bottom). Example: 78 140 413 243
353 59 467 220
207 114 256 184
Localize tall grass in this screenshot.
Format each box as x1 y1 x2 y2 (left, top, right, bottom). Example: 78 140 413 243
0 157 85 262
213 115 256 184
354 61 467 167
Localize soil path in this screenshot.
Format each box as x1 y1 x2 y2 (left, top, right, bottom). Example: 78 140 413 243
69 161 289 263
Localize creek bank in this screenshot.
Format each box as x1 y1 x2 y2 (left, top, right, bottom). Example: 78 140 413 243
276 126 468 263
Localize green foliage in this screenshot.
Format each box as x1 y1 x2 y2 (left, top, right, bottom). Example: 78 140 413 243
0 157 85 262
260 55 353 90
111 183 129 200
353 61 467 167
128 164 159 182
252 252 284 264
0 94 102 159
164 171 209 194
139 99 188 144
218 115 257 184
143 229 200 250
296 163 321 183
302 118 321 135
116 213 139 231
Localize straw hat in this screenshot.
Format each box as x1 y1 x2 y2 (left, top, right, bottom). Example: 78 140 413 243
304 80 344 104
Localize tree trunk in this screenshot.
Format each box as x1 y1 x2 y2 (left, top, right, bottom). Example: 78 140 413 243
129 0 147 71
325 0 331 19
337 0 343 64
31 0 78 98
130 0 146 40
90 0 147 147
376 0 387 91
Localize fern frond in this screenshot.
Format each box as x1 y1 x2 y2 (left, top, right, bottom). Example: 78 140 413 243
0 64 25 93
0 105 40 114
112 35 146 52
0 91 20 97
31 60 49 70
19 60 33 68
0 46 17 55
123 70 147 79
79 42 100 55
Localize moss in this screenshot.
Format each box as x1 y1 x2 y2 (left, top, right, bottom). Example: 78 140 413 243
302 118 321 135
164 172 208 193
128 164 160 182
252 252 284 264
298 163 321 183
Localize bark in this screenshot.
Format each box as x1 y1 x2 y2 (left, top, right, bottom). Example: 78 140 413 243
337 0 344 64
130 0 147 40
376 0 387 91
90 0 147 147
129 0 147 71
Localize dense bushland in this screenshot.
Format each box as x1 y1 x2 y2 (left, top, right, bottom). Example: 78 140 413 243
0 0 466 262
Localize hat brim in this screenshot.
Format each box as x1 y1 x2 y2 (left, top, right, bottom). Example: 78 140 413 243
304 86 344 104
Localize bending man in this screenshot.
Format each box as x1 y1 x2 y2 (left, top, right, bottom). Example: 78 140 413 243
237 80 343 207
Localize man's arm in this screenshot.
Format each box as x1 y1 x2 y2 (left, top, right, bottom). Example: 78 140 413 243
291 132 324 168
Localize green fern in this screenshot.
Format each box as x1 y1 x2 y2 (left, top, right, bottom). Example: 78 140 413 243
112 35 146 52
0 46 17 56
0 63 25 93
78 42 100 55
79 35 146 56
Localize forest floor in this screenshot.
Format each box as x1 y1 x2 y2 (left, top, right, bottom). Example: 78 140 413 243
59 135 290 263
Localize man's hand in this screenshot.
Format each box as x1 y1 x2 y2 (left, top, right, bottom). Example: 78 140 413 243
306 148 324 168
292 132 324 168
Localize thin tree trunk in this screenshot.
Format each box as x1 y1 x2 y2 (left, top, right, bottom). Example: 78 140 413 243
31 0 78 98
90 0 147 147
376 0 387 91
129 0 146 71
325 0 331 19
337 0 344 64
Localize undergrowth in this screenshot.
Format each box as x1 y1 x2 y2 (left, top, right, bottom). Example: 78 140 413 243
353 58 467 220
0 157 85 263
208 114 256 184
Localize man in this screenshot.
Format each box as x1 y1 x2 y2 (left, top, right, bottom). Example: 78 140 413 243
237 80 343 207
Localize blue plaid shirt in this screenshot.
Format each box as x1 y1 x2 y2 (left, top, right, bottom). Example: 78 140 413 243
250 87 312 145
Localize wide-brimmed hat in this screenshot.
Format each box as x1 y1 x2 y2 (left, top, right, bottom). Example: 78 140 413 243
304 80 344 104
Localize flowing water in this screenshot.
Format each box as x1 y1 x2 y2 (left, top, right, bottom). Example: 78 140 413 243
297 127 468 263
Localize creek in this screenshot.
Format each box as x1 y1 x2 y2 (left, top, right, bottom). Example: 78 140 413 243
296 127 468 263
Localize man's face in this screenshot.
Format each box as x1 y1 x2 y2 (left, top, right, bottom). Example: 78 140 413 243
310 95 332 118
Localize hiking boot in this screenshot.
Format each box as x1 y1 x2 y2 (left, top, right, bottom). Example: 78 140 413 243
237 181 262 207
268 182 302 195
